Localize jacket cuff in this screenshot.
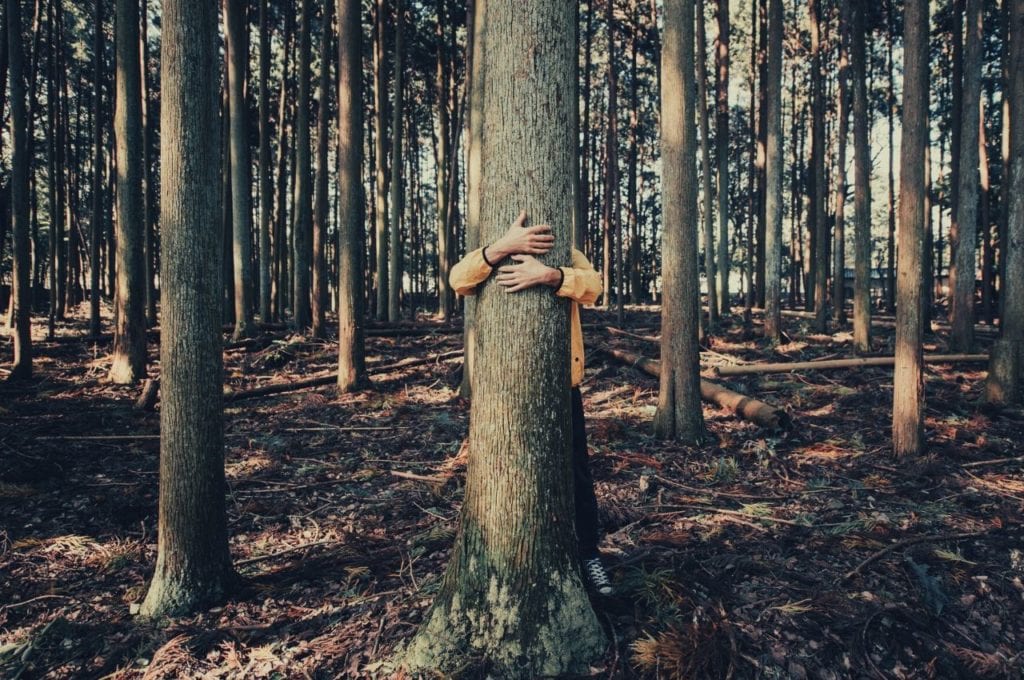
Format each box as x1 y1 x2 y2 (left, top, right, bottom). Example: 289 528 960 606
555 267 573 298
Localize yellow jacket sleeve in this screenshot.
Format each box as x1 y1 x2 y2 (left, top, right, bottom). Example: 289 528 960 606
556 248 602 306
449 247 494 297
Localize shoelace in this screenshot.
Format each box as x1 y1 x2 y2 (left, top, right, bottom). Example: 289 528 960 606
584 558 612 593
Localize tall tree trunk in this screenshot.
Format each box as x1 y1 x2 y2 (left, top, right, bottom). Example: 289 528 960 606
949 0 964 306
893 0 929 458
950 0 983 352
744 0 757 319
141 0 157 326
697 5 718 329
7 0 31 378
46 0 59 339
258 0 273 321
715 0 730 316
886 15 896 312
833 1 850 326
273 4 293 320
90 0 104 338
140 0 235 617
388 0 404 322
337 0 367 391
292 0 313 329
604 0 620 319
979 89 994 325
109 0 148 383
755 0 767 309
434 0 453 320
580 0 592 256
655 0 705 443
809 0 827 333
460 0 483 399
312 0 333 337
403 1 605 673
372 0 388 320
763 0 782 343
627 3 640 304
986 0 1024 405
850 0 872 352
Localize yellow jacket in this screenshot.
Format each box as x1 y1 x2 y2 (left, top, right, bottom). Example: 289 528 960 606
450 247 602 387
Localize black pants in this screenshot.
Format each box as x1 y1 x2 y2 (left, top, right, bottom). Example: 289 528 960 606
571 387 600 559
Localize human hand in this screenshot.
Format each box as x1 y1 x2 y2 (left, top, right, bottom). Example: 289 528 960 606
484 210 555 263
495 254 562 293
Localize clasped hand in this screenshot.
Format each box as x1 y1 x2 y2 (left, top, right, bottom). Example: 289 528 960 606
486 210 563 294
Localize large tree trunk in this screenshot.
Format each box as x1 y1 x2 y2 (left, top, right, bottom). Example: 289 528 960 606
224 0 254 340
337 0 367 391
109 0 148 383
950 0 983 351
7 0 31 379
893 0 929 458
696 5 718 330
763 0 782 343
809 0 827 333
655 0 705 443
715 0 730 316
402 1 605 673
388 0 404 322
140 0 235 617
986 0 1024 405
292 0 313 329
89 0 104 338
258 0 272 322
850 0 872 352
312 0 333 338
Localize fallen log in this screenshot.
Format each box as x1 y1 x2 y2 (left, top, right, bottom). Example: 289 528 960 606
714 353 988 377
223 350 464 403
601 346 790 430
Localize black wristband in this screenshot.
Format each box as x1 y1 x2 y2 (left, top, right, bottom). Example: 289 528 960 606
482 246 495 268
554 268 565 291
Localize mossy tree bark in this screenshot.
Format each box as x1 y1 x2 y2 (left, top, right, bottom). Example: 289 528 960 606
655 0 705 444
402 0 605 674
109 0 148 384
140 0 235 617
892 0 929 458
7 0 32 379
336 0 367 392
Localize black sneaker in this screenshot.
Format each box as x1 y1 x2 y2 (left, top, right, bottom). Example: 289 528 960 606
583 557 614 595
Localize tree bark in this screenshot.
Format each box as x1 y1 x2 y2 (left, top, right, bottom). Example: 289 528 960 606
140 0 235 617
372 0 388 320
715 0 730 316
763 0 782 343
850 0 872 352
809 0 827 333
258 0 273 322
655 0 705 443
460 0 483 399
312 0 333 337
89 0 104 338
109 0 148 383
832 2 850 327
7 0 31 378
292 0 313 329
388 0 404 322
696 5 718 330
402 1 605 673
893 0 929 458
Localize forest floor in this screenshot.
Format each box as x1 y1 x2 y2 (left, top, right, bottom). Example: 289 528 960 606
1 304 1023 679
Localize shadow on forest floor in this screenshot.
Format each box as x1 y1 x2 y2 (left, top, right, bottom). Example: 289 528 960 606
2 304 1023 678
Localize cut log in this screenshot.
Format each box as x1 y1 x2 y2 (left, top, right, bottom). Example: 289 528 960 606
601 346 791 430
714 353 988 376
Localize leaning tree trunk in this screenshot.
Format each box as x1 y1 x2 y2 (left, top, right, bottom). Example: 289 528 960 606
986 0 1024 405
311 0 333 338
7 0 31 379
850 0 872 352
893 0 929 458
224 0 254 340
109 0 148 384
696 5 718 330
402 0 605 674
655 0 705 443
337 0 367 391
716 0 730 316
763 0 783 343
140 0 235 618
950 0 983 352
292 0 313 329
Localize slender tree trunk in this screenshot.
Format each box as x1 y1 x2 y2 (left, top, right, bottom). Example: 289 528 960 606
851 0 872 352
460 0 483 399
109 0 148 383
886 16 896 312
755 0 767 309
627 4 641 305
402 2 605 672
312 0 333 337
986 0 1024 405
140 0 235 617
949 0 964 308
337 0 367 391
744 0 756 319
833 1 850 326
435 0 453 320
388 0 404 322
893 0 929 458
372 0 388 320
655 0 705 443
763 0 782 343
292 0 313 329
46 0 58 339
90 0 104 338
258 0 273 321
950 0 983 351
141 0 157 326
715 0 730 316
604 0 620 319
697 5 718 329
809 0 827 333
979 89 994 325
7 0 32 378
273 5 293 320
